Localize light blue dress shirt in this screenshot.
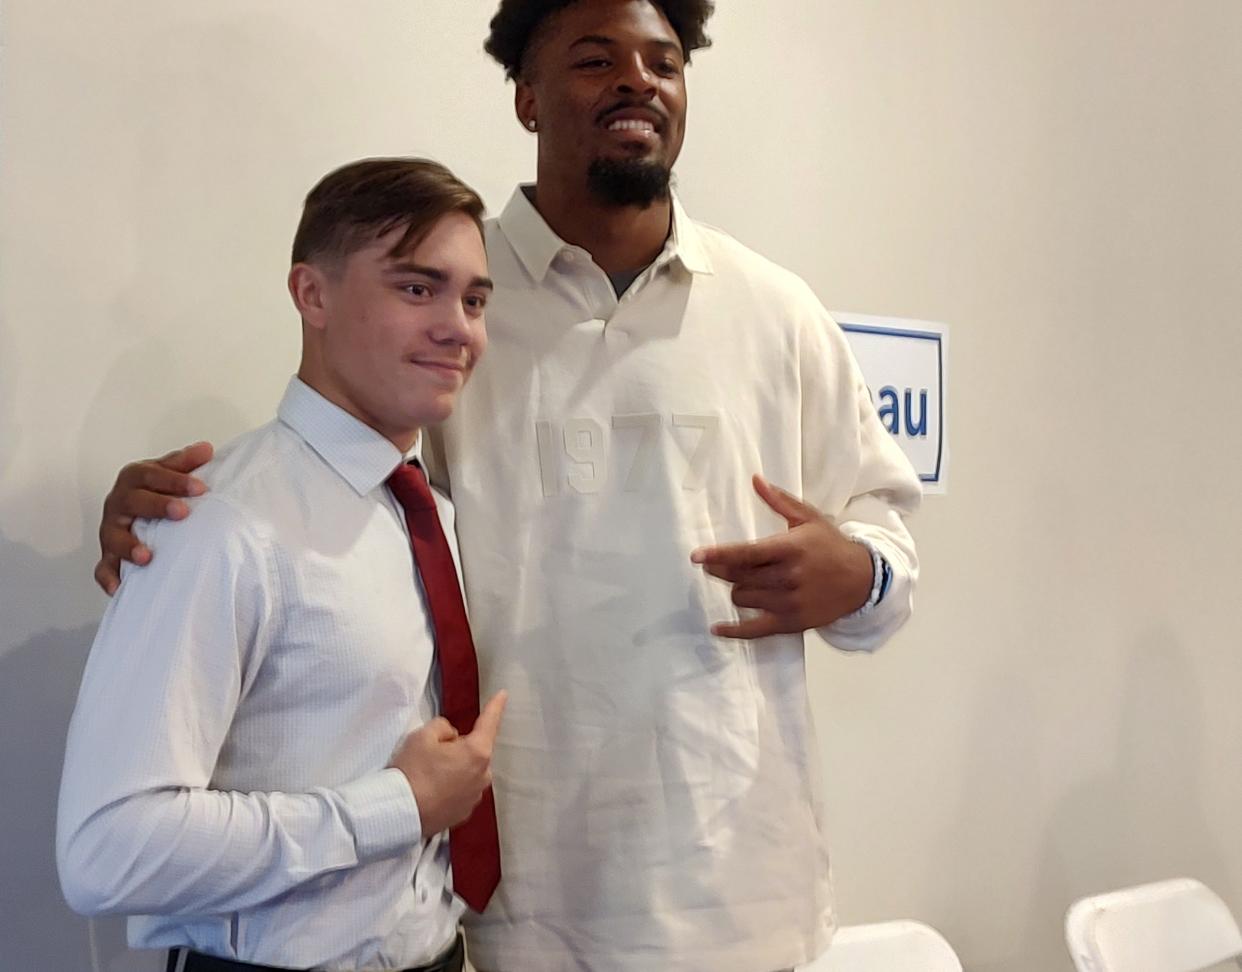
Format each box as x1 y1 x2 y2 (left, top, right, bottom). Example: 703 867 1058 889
57 377 466 970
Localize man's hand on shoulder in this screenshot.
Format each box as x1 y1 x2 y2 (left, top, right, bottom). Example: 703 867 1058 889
390 691 508 836
95 440 214 595
690 475 873 640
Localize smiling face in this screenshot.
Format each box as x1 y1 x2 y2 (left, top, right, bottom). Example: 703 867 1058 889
517 0 688 205
293 211 491 450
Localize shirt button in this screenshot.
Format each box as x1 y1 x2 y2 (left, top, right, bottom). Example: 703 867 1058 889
561 250 576 263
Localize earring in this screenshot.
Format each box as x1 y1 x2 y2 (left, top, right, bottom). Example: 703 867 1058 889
527 119 537 131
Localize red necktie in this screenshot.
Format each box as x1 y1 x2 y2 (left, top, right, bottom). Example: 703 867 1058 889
387 462 501 913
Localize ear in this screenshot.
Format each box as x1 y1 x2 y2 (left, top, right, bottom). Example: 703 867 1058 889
288 262 330 330
515 81 537 133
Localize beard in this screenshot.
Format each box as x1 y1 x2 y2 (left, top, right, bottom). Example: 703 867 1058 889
587 157 673 208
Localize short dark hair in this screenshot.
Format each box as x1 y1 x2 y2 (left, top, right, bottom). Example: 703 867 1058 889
291 158 485 267
484 0 714 81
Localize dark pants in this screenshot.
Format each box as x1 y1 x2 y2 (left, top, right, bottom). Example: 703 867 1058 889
166 932 464 972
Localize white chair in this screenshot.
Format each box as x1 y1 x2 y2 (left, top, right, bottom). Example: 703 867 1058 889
1066 877 1242 972
799 919 963 971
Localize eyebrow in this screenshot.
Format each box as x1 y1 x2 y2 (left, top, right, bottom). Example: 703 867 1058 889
386 261 494 291
570 34 683 56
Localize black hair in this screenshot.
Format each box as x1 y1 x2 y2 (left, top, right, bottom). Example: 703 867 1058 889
484 0 714 81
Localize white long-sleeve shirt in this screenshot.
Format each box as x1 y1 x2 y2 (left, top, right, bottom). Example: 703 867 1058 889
57 378 465 970
426 187 922 972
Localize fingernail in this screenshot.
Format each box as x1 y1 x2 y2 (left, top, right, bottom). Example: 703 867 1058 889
187 481 206 496
690 549 704 563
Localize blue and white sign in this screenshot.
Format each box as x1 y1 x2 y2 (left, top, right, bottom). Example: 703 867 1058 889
835 313 948 494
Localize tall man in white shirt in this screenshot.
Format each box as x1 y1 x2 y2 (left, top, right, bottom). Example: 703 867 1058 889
91 2 923 970
59 158 508 972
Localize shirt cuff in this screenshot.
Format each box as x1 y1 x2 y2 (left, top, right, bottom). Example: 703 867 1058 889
336 768 424 863
819 531 913 652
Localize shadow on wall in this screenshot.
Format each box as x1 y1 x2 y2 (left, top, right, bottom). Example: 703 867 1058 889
0 612 168 972
922 626 1224 972
0 402 246 972
0 286 247 972
1024 627 1227 971
0 608 108 971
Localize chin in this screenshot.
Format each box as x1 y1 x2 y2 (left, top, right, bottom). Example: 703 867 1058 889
411 397 458 428
587 157 672 208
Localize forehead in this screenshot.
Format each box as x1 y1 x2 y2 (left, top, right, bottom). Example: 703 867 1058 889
539 0 681 53
349 213 486 273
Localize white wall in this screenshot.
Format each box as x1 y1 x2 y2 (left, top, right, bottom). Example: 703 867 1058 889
2 2 1240 970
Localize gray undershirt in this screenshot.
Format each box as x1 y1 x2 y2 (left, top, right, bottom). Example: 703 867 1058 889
607 267 645 296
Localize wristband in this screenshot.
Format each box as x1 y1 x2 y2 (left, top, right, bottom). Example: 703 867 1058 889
851 538 891 616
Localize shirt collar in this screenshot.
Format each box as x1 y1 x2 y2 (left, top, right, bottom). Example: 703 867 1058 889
277 376 417 496
496 183 714 283
666 193 713 276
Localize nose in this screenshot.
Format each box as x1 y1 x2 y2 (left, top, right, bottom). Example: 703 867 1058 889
434 300 475 346
614 54 655 96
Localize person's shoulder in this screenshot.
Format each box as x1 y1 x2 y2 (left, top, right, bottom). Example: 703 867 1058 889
135 421 299 550
198 420 299 503
686 216 853 360
688 217 823 307
123 492 267 599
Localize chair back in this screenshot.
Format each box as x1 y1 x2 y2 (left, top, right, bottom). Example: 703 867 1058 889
800 919 963 972
1066 877 1242 972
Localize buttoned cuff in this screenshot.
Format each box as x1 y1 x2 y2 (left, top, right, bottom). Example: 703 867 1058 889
336 768 424 863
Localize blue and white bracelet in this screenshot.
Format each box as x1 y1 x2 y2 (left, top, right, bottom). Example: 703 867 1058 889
851 538 892 616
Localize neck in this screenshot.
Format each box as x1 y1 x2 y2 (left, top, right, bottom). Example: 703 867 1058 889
531 171 672 275
296 353 420 455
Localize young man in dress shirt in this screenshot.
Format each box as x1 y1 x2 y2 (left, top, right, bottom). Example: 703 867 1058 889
58 158 506 972
91 2 924 970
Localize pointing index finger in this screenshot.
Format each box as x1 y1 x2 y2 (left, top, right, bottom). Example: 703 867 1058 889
690 534 789 570
467 690 508 749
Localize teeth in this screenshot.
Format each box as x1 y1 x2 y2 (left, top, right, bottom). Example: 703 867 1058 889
608 119 655 132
